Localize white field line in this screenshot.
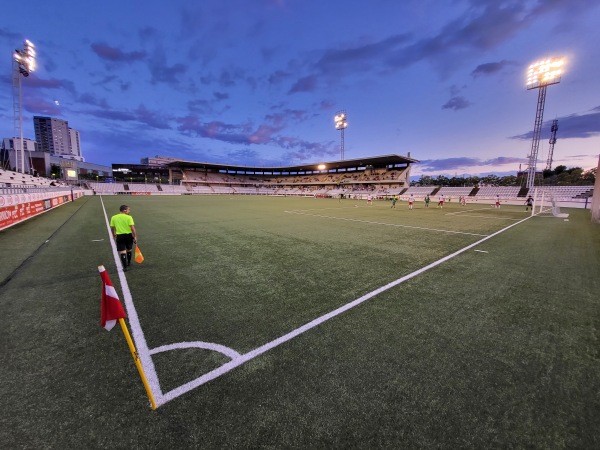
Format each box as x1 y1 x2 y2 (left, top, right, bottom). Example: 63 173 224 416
100 198 538 407
100 197 164 404
158 212 534 406
286 206 371 212
445 208 523 221
284 210 488 237
444 208 485 215
446 213 522 221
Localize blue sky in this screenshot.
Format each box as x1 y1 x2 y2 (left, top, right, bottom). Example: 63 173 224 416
1 0 599 177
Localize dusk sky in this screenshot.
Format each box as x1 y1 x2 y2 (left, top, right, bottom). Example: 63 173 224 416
1 0 599 177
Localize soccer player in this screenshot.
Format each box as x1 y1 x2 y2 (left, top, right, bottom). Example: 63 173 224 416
367 194 373 205
495 195 501 208
525 196 534 211
110 205 137 271
391 196 397 208
424 194 430 208
408 194 415 209
437 194 445 208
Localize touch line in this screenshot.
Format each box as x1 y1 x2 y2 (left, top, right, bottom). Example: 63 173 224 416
100 196 164 404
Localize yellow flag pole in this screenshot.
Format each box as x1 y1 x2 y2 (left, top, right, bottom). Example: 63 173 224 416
118 318 157 410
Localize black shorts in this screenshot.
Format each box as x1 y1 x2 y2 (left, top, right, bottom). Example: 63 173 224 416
116 234 134 252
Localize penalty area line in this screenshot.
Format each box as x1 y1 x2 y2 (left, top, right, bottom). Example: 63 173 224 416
159 212 534 406
285 210 488 237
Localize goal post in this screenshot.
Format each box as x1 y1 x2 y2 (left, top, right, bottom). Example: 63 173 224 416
533 189 569 218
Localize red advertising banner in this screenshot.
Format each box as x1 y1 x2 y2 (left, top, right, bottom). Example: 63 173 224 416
0 192 74 231
0 200 48 230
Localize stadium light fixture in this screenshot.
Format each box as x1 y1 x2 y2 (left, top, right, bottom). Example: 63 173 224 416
317 164 326 171
526 57 564 90
523 56 564 191
12 39 36 174
334 111 347 161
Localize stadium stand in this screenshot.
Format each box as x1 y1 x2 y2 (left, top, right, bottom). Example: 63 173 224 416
436 186 474 197
89 182 126 194
475 186 520 199
536 185 594 200
403 186 436 196
0 169 57 188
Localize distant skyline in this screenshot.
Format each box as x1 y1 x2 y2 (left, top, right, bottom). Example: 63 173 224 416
1 0 599 177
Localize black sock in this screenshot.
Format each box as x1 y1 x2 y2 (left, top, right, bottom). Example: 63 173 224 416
127 251 132 265
120 253 127 268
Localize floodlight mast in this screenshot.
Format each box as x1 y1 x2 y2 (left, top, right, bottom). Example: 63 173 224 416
12 39 36 174
334 111 347 160
545 119 558 171
524 57 563 190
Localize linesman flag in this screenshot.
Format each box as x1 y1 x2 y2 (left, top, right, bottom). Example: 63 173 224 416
99 265 127 331
134 245 144 264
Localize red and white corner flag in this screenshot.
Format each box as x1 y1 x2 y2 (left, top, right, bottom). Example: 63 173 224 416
99 265 127 331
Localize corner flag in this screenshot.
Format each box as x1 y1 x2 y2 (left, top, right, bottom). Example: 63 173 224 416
99 265 126 331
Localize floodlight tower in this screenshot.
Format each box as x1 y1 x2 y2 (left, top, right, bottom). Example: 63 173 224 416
12 39 36 174
524 56 564 190
334 111 347 160
545 119 559 171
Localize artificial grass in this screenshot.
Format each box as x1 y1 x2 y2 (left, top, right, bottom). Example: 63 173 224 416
1 196 599 448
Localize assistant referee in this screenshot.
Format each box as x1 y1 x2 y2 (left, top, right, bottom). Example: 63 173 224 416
109 204 137 271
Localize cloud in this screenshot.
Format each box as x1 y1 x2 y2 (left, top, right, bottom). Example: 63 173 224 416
83 126 199 165
471 59 516 77
510 108 600 140
280 140 339 164
91 43 146 62
315 34 412 75
134 105 172 130
213 91 229 101
265 109 311 127
0 28 20 42
268 70 292 86
23 97 62 116
85 104 172 130
148 59 187 85
176 115 337 162
417 156 526 172
288 0 597 90
288 75 319 94
78 93 109 108
24 75 76 94
442 96 471 111
318 100 335 111
177 117 281 145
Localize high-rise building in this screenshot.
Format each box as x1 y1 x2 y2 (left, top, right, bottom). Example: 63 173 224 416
33 116 84 161
69 128 83 160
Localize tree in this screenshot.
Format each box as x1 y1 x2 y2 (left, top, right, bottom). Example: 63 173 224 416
480 174 500 186
582 168 596 184
499 175 517 186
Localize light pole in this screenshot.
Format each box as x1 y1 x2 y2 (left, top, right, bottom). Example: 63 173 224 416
334 111 347 161
545 119 559 171
524 57 564 190
12 39 36 174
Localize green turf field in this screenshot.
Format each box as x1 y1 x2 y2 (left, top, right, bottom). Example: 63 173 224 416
1 195 599 448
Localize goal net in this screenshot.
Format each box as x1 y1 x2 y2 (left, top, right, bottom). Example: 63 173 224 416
533 190 569 218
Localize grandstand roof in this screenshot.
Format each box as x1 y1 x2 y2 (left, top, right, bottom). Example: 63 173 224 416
166 154 419 173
